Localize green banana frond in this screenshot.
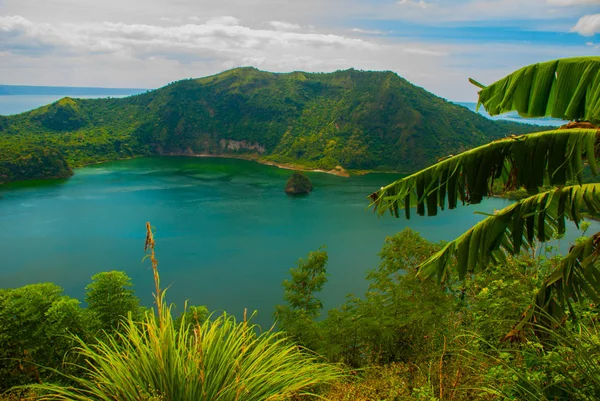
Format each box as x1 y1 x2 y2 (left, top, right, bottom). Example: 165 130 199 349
507 232 600 341
473 56 600 124
369 128 599 219
417 184 600 282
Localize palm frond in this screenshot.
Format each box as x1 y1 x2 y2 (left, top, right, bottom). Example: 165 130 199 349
417 184 600 282
507 233 600 340
473 56 600 124
369 128 599 218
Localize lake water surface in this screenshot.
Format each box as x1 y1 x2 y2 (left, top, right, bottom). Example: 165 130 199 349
1 157 595 327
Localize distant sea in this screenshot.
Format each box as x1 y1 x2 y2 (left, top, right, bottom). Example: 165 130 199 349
0 86 147 116
456 102 564 127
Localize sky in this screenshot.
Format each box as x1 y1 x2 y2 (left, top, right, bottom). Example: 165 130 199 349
0 0 599 101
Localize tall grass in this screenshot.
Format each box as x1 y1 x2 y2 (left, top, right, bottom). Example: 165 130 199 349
26 222 343 400
459 317 600 401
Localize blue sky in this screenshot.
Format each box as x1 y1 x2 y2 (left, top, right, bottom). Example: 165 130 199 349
0 0 598 100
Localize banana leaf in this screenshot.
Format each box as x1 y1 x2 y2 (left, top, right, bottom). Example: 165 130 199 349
417 184 600 282
473 56 600 124
506 232 600 341
369 128 599 219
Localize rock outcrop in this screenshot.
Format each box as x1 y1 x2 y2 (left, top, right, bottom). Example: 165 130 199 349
285 172 313 195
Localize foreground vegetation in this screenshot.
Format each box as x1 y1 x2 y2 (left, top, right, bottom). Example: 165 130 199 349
0 68 542 183
2 57 600 400
277 229 600 400
1 225 343 400
2 228 599 400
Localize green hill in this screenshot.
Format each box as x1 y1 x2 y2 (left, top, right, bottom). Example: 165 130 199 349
0 67 543 183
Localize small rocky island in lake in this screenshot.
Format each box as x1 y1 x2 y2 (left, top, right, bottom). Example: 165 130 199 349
285 172 313 195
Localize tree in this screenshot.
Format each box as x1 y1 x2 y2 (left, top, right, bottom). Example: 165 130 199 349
274 248 328 348
369 56 600 337
0 284 89 389
85 271 141 332
322 229 453 367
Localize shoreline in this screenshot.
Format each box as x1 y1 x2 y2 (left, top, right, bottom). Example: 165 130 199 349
1 152 404 186
167 152 354 177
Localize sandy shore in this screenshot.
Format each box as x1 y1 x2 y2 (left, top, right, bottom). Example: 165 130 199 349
176 152 352 177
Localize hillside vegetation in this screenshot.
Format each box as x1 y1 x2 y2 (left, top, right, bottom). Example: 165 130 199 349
0 67 541 183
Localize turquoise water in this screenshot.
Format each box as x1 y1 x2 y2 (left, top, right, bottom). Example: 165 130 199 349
0 157 595 327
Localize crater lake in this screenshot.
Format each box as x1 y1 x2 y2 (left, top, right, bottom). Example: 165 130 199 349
1 156 595 327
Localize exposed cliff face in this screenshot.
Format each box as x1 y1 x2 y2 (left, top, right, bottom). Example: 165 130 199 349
219 140 265 154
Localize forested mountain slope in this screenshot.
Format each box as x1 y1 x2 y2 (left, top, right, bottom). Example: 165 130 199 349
0 67 542 183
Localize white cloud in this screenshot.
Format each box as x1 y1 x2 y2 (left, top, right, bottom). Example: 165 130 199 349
0 15 376 59
397 0 431 8
351 28 387 35
402 47 447 56
205 16 241 26
571 13 600 36
237 54 349 71
547 0 600 5
0 1 593 102
0 0 348 27
159 17 182 23
268 21 301 31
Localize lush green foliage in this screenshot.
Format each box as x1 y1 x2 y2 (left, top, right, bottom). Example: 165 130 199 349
463 316 600 400
320 229 454 368
0 68 542 183
368 57 600 338
2 232 599 400
1 223 342 401
0 271 188 392
276 230 600 400
0 284 89 389
0 145 72 184
85 271 141 332
328 55 600 399
279 57 600 399
274 247 327 348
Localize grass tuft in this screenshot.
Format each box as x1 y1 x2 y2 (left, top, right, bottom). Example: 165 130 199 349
23 222 343 400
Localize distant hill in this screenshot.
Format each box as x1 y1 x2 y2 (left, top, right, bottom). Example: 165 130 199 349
0 85 147 96
0 67 545 183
